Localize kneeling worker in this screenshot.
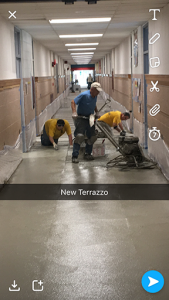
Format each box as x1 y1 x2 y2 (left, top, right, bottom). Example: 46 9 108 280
98 111 130 135
41 119 73 150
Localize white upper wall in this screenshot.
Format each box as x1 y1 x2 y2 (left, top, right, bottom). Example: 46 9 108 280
111 49 115 71
0 15 16 80
115 36 131 74
149 3 169 75
21 30 33 78
33 40 51 77
132 26 143 75
105 53 111 75
0 15 66 79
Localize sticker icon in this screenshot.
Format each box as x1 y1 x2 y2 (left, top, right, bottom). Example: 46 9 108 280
149 104 160 116
9 280 20 292
150 57 160 68
142 270 164 293
149 127 161 141
150 81 160 92
32 280 44 292
149 33 160 44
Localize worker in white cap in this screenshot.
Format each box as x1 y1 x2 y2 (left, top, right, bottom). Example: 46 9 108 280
71 82 102 163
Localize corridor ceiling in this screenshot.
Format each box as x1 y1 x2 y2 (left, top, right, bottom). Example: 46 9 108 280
0 0 168 64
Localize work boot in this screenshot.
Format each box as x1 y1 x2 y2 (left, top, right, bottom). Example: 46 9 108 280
84 153 94 160
72 157 79 163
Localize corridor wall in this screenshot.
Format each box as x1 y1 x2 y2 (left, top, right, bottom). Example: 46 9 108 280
96 10 169 180
0 14 70 183
0 15 16 80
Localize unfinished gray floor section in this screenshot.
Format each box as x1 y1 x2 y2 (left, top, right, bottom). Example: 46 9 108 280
8 91 168 184
0 199 169 299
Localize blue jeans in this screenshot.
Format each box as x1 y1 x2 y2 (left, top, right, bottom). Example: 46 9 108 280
41 125 58 146
72 118 96 158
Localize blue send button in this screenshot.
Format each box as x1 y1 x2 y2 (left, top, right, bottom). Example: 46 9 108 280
142 270 164 293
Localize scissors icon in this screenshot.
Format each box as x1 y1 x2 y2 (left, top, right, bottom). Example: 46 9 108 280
150 81 160 92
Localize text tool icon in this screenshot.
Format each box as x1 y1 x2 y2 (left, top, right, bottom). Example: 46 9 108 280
150 81 160 92
150 57 160 68
9 280 20 292
149 104 160 116
149 33 160 44
142 270 164 293
8 11 16 19
149 9 160 20
149 127 161 141
32 280 44 292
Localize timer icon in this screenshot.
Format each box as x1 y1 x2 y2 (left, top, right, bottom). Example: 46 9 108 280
149 127 161 141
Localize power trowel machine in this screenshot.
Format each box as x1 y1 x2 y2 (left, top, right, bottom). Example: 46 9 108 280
74 95 157 169
95 98 157 169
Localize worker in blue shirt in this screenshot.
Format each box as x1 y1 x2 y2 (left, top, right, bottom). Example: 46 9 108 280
71 82 102 163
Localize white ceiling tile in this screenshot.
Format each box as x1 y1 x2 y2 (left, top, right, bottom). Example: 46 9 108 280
0 0 168 62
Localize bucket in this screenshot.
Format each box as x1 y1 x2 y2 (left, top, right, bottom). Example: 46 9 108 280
92 141 105 157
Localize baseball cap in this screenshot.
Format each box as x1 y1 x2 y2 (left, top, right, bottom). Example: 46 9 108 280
91 82 102 92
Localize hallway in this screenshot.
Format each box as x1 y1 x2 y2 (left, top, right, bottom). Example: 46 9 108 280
6 91 167 185
0 0 169 299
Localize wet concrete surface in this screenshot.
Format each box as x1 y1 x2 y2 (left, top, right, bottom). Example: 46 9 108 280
0 199 169 299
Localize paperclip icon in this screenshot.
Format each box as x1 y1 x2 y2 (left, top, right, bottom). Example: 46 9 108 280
149 33 160 44
149 104 160 116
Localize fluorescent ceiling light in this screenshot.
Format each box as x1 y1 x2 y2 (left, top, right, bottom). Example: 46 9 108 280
65 43 98 46
74 60 91 62
71 52 94 55
72 59 92 60
72 56 93 58
68 48 96 51
50 18 111 24
60 34 103 38
72 57 93 59
72 57 93 58
72 54 93 56
74 59 91 62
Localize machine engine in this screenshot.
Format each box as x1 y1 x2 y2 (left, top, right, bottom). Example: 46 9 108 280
118 136 144 163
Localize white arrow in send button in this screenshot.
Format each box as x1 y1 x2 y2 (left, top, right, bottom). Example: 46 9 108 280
148 277 159 287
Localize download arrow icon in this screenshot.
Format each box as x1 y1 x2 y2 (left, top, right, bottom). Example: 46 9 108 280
9 280 20 292
11 280 17 288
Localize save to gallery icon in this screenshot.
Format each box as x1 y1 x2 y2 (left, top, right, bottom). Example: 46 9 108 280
32 280 44 292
